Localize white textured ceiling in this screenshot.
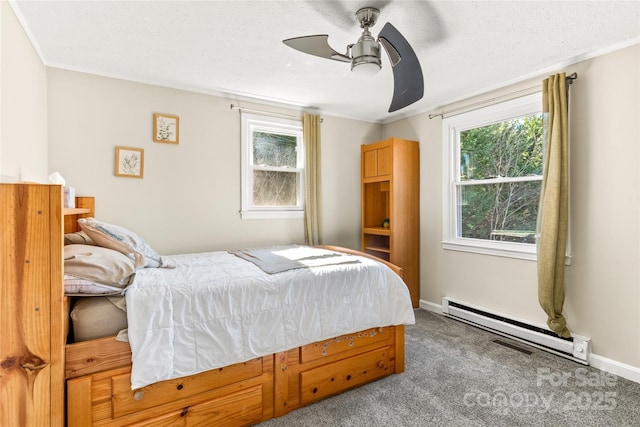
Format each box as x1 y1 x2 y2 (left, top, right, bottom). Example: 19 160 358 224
10 0 640 123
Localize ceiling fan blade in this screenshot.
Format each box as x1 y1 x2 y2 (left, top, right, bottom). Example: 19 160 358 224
378 23 424 112
283 35 350 63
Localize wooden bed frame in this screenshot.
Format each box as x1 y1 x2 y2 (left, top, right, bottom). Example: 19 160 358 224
62 197 407 426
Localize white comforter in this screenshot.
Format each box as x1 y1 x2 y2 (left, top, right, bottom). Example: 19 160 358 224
125 246 415 389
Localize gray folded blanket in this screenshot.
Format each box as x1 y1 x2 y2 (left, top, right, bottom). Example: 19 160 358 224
230 245 360 274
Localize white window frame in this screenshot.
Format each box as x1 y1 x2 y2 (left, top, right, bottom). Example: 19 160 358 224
441 92 543 261
240 113 304 219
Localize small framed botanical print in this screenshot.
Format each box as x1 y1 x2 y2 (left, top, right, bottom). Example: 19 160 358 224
115 146 144 178
153 113 179 144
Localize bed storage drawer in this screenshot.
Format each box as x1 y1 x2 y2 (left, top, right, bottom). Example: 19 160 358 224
273 325 403 417
67 357 272 426
299 346 392 405
122 385 263 427
112 358 264 417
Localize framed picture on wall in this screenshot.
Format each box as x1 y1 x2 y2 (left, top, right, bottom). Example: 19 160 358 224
115 146 144 178
153 113 179 144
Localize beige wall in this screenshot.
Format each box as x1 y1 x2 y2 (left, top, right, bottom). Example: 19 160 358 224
384 44 640 369
0 1 48 182
320 115 382 249
47 69 381 254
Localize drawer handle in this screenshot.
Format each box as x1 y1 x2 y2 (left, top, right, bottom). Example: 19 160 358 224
377 361 385 369
133 391 144 401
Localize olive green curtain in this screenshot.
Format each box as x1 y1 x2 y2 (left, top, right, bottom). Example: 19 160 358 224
537 73 571 338
303 113 321 245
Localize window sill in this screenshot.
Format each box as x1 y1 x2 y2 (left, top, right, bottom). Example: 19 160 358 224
443 240 537 261
442 240 572 265
240 210 303 220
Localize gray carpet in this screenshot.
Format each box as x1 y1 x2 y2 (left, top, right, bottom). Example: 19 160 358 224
258 309 640 426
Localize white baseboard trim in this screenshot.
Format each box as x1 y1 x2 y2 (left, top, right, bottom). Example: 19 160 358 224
589 354 640 384
416 299 640 385
419 299 442 314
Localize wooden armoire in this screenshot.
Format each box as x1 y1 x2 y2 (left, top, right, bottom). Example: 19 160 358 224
361 137 420 307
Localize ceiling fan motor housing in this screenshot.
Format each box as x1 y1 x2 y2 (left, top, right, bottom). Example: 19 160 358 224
350 29 381 74
351 7 382 74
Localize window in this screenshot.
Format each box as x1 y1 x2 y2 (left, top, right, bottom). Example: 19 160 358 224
241 113 304 219
442 93 543 260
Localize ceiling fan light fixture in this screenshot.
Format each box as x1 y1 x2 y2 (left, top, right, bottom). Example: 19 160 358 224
351 60 381 75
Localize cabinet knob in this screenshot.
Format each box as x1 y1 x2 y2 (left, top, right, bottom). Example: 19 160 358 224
376 361 385 369
133 391 144 401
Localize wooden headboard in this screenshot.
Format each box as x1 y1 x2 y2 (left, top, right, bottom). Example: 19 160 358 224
64 196 95 233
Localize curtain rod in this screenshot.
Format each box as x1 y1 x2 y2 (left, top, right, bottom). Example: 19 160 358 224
230 104 323 122
428 73 578 120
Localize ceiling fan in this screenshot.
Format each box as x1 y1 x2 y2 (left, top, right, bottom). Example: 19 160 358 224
283 6 424 113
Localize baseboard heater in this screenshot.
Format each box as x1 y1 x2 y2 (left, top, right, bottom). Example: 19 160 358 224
442 297 591 365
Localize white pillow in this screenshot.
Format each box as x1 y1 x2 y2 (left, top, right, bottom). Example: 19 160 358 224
64 244 136 288
78 218 163 269
64 275 124 296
